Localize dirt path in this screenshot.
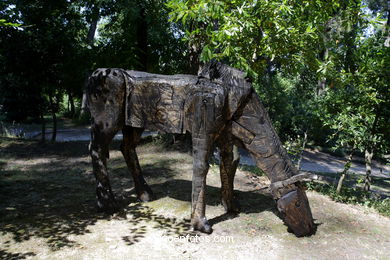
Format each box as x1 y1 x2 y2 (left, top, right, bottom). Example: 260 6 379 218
1 139 389 259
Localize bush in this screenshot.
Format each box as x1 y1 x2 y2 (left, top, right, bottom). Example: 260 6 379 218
305 182 390 217
0 120 25 138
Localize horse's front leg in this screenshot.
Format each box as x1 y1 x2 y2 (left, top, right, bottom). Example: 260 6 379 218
218 131 240 213
191 136 213 233
90 125 118 213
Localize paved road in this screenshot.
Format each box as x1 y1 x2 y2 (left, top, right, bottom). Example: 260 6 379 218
27 129 389 177
238 148 389 178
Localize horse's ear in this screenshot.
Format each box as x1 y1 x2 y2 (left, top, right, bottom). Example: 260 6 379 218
208 60 221 80
245 76 253 83
199 60 220 80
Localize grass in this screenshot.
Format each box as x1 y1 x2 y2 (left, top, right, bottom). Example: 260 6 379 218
305 182 390 217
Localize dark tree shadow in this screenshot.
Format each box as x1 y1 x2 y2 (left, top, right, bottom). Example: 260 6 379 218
0 137 91 159
0 159 107 251
150 179 276 212
0 172 107 250
0 249 35 260
0 136 318 254
119 202 195 242
148 179 278 228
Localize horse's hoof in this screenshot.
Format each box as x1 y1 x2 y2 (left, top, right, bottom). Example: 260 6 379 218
138 190 155 202
96 200 119 214
192 217 212 234
222 198 241 214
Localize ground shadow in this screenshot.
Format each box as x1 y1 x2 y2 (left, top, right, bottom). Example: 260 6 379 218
0 249 35 260
0 136 316 254
150 179 276 213
119 202 195 244
0 137 91 159
0 172 106 250
148 179 279 229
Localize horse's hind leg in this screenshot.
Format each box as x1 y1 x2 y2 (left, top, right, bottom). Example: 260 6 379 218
218 132 240 213
90 124 119 213
121 126 154 202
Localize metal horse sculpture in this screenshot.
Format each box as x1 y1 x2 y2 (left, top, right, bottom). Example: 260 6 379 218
86 61 315 237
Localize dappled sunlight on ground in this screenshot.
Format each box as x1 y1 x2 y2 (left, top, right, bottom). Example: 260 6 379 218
0 138 389 259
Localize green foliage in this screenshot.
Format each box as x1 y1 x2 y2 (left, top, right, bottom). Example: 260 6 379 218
319 27 389 156
305 182 390 217
255 68 325 143
0 0 189 124
167 0 341 77
0 121 25 138
0 0 89 121
95 0 188 73
0 19 20 27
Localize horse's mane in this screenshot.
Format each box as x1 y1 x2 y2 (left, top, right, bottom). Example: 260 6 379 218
198 60 250 88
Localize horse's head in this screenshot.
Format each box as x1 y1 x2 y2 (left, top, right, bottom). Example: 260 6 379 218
276 185 315 237
202 61 316 236
231 92 315 237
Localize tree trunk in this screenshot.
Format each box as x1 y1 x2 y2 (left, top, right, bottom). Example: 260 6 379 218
336 149 354 193
384 11 390 47
317 33 329 96
69 91 75 117
364 147 373 192
51 110 57 142
49 94 57 142
80 4 100 118
187 20 203 74
86 16 99 45
188 41 201 74
296 131 308 171
80 92 88 117
40 112 46 143
135 3 148 71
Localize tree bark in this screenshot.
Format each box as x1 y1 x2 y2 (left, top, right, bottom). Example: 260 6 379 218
336 149 354 193
80 4 100 118
187 20 204 74
384 11 390 47
296 131 308 171
364 147 373 192
49 94 57 142
51 110 57 142
135 3 148 71
86 15 99 45
69 91 75 117
40 112 46 143
317 29 329 96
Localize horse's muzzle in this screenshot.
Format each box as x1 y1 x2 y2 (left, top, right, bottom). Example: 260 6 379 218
277 187 315 237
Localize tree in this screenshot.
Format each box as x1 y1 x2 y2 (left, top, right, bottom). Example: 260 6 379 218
167 0 343 77
0 0 89 140
320 21 389 191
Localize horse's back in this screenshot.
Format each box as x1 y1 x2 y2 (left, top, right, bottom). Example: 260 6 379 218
125 71 198 134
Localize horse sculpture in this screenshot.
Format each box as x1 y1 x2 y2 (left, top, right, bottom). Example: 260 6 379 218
86 61 315 237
